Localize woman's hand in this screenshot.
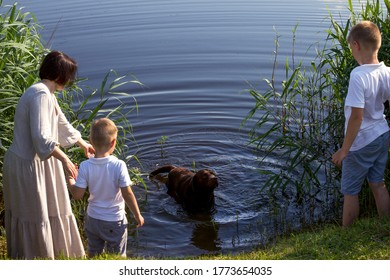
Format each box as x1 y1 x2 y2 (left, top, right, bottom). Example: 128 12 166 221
83 143 95 158
66 175 76 187
63 160 78 179
51 146 78 178
77 139 95 158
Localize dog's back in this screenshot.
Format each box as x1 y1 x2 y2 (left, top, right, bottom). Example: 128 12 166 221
150 165 193 203
149 165 218 212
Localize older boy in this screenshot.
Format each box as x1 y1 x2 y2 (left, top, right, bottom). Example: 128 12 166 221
332 21 390 227
68 118 144 257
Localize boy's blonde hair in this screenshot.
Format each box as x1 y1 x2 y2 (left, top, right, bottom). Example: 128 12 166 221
347 21 381 51
90 118 118 149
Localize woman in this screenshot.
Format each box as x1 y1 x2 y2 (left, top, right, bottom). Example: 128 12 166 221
2 51 95 259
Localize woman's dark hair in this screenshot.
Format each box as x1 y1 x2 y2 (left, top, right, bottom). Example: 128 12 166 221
39 51 78 86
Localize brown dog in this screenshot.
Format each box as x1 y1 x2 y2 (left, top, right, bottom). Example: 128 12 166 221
149 165 218 212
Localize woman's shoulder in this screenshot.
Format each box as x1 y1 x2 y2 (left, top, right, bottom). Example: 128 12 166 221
29 82 50 93
23 82 50 98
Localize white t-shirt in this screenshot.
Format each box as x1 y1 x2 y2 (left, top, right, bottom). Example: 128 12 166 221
345 62 390 151
75 155 133 221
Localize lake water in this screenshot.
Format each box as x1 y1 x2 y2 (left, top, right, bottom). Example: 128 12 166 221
18 0 354 257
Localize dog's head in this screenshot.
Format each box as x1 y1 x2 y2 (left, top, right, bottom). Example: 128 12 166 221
183 169 218 212
193 169 218 193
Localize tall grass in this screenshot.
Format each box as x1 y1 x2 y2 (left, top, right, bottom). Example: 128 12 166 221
0 0 48 226
244 0 390 215
59 71 146 230
0 1 144 232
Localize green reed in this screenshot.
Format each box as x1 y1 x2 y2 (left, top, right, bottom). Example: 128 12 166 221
59 70 146 231
60 69 145 185
244 0 390 214
0 1 48 224
0 0 47 170
0 1 145 234
244 27 342 199
157 135 169 158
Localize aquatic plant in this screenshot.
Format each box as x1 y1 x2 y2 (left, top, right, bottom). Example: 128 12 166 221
157 135 169 158
244 26 342 200
244 0 390 214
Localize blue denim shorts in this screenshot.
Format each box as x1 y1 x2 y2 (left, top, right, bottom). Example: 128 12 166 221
84 215 128 257
341 131 390 195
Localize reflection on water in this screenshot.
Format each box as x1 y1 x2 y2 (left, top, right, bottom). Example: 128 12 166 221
18 0 353 257
191 221 221 252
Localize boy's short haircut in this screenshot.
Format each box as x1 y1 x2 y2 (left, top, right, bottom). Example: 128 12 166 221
347 21 381 50
90 118 118 149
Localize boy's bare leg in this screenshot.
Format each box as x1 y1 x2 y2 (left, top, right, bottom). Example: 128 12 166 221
342 194 359 227
369 182 390 218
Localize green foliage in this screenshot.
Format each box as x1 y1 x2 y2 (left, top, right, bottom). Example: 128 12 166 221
0 1 145 238
59 70 147 232
244 0 390 214
0 1 48 184
58 70 146 234
197 216 390 260
244 25 344 198
59 69 144 180
157 135 169 158
0 1 48 225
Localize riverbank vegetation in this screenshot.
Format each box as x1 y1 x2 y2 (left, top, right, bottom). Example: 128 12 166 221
1 0 390 259
201 216 390 260
0 0 143 242
244 0 390 219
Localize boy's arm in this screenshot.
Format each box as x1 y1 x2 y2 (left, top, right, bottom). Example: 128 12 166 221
67 177 86 200
332 107 363 167
121 186 145 228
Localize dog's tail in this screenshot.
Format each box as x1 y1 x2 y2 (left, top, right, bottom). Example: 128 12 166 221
149 165 176 176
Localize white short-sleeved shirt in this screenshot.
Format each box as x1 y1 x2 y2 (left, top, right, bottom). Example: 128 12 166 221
75 155 133 221
345 62 390 151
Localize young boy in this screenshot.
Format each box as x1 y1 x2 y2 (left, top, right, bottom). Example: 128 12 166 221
332 21 390 227
68 118 144 257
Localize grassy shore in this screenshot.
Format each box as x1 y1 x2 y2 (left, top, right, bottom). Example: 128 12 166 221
204 217 390 260
1 216 388 260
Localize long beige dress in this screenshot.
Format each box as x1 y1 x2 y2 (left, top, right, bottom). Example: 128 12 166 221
3 82 85 259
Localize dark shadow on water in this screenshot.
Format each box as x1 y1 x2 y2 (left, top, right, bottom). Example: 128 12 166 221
188 211 221 253
148 173 222 253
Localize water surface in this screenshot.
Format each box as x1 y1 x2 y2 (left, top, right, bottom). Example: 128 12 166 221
19 0 353 257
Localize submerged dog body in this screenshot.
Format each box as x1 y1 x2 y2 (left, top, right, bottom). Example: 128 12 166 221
150 165 218 212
